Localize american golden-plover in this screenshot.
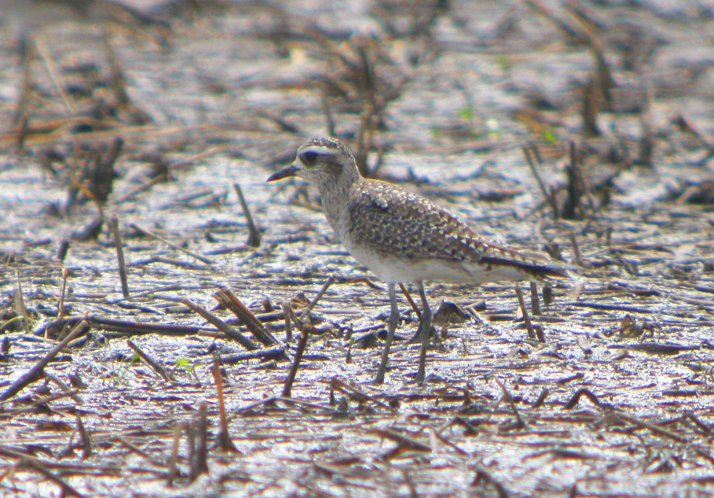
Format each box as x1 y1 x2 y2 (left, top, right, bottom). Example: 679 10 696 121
268 137 568 384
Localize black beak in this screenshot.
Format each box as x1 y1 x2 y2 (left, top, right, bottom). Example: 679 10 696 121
266 164 301 183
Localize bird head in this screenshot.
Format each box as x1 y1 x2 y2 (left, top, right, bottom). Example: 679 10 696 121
266 137 359 187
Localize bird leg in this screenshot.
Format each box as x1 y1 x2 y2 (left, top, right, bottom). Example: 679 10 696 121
374 282 399 384
415 282 432 385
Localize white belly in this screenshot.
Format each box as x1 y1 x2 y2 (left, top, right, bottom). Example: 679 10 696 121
348 243 529 285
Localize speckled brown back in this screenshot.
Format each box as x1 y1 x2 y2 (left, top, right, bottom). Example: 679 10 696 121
347 178 567 279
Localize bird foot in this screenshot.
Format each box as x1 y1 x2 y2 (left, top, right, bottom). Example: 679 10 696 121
407 322 434 344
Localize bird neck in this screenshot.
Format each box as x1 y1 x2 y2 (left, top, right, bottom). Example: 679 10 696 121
316 168 361 236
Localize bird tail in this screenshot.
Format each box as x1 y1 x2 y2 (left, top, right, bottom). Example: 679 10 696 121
479 249 574 281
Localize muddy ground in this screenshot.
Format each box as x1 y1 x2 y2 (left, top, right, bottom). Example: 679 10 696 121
1 0 713 496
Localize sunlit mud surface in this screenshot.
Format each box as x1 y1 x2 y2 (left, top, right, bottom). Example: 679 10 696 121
1 1 713 496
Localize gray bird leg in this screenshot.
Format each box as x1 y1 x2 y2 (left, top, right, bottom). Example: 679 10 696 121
415 282 432 384
375 282 399 384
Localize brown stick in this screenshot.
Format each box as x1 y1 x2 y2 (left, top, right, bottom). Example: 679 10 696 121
212 289 278 347
111 216 130 298
14 270 29 333
74 413 92 459
19 458 84 497
166 423 184 487
43 371 82 404
212 354 238 453
615 412 688 443
220 346 287 364
515 285 541 342
399 283 422 321
127 340 176 382
282 327 310 398
0 320 88 401
191 402 209 480
529 281 541 316
375 428 431 453
282 302 293 342
564 388 603 409
181 298 258 351
233 183 261 247
523 144 559 219
299 277 335 321
57 266 69 318
87 316 204 336
130 223 214 265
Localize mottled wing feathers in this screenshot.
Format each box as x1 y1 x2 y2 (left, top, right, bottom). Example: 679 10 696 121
348 180 487 261
348 179 566 279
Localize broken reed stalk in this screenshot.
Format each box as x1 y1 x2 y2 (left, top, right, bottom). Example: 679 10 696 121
569 233 583 266
111 216 130 298
472 464 510 498
233 183 261 247
20 458 83 498
116 437 164 468
672 113 714 153
191 402 209 480
615 412 688 443
529 281 541 316
0 320 89 401
298 276 335 321
532 388 549 408
282 327 310 398
43 371 82 404
57 266 69 318
522 144 559 219
321 89 337 137
515 285 542 342
587 37 614 112
564 388 603 409
375 428 431 456
330 378 391 410
212 354 238 453
181 298 258 351
282 302 293 342
130 223 214 265
166 423 184 487
14 270 29 333
496 378 527 430
74 413 93 459
563 141 599 221
127 339 176 382
85 316 202 336
219 345 287 364
582 78 601 136
212 288 279 347
398 283 422 321
185 423 196 481
562 143 580 220
638 84 655 167
10 391 79 413
56 239 69 262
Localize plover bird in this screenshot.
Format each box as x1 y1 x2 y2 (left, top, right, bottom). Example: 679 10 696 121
268 137 568 384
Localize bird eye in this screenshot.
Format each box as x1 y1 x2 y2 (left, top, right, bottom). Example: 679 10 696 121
299 151 318 165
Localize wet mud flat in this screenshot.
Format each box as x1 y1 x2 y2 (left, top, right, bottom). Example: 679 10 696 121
1 0 713 496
